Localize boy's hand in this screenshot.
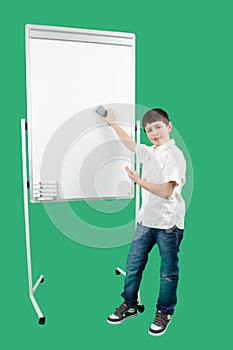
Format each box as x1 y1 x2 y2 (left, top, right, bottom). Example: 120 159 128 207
125 166 140 183
101 108 116 126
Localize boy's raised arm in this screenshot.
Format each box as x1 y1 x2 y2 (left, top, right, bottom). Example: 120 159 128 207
100 109 136 152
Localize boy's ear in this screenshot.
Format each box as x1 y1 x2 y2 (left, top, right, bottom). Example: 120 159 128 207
168 121 172 132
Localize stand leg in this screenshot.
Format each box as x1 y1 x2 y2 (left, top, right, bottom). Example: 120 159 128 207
115 267 145 313
135 120 141 224
21 119 46 325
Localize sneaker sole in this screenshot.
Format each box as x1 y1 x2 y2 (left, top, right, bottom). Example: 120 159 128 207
107 313 137 325
148 328 167 336
148 320 171 336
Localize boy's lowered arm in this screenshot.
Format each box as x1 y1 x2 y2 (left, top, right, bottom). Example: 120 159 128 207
125 166 176 199
138 179 177 199
101 109 136 152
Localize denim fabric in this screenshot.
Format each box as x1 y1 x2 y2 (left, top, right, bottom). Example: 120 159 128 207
121 223 183 315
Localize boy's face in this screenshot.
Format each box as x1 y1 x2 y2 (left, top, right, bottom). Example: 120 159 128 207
144 121 172 147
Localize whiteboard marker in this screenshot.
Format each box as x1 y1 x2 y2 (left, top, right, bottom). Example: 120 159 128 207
37 197 55 201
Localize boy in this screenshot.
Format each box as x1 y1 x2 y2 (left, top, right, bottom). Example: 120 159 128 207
100 108 186 336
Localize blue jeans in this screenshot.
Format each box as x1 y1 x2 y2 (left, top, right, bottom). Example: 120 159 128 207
121 223 184 315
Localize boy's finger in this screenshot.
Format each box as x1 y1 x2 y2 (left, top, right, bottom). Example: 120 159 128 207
125 166 133 175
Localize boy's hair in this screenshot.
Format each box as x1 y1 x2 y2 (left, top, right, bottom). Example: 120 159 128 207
142 108 170 131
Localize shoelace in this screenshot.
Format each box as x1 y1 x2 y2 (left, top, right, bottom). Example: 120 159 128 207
115 302 130 316
154 311 171 327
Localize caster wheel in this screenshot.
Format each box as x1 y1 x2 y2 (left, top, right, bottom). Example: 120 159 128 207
38 316 46 325
137 305 145 313
115 269 121 275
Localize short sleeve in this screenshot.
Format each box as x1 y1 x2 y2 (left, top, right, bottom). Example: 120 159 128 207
163 152 186 186
135 143 152 164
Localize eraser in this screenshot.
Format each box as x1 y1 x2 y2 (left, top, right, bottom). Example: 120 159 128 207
96 105 107 118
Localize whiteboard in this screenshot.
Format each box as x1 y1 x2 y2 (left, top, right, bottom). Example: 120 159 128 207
25 25 135 203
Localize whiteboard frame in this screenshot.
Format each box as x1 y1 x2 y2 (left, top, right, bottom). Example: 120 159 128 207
25 24 136 203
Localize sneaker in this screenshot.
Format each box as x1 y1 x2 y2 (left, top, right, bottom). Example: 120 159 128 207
148 310 171 336
107 302 137 325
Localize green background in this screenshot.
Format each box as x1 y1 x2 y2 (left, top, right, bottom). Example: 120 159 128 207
1 0 232 348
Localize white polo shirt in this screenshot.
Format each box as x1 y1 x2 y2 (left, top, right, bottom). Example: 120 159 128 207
135 139 186 229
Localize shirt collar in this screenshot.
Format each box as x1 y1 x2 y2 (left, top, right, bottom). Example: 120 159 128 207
153 138 175 152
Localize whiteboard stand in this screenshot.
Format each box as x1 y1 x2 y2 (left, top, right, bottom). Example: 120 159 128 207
21 118 46 325
115 120 145 313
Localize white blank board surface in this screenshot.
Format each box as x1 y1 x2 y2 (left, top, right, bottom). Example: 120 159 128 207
25 25 135 202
